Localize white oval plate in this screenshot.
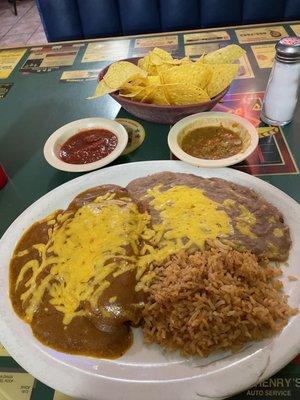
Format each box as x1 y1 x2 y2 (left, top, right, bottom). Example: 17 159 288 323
0 161 299 400
44 118 128 172
168 112 259 168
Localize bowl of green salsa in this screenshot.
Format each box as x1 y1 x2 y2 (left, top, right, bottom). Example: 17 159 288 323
168 112 259 168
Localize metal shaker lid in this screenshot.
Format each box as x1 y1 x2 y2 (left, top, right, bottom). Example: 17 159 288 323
275 36 300 63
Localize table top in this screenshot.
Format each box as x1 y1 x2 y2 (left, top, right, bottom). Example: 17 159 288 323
0 21 300 400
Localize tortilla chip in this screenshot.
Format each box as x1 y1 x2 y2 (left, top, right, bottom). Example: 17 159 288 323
90 61 147 99
162 63 212 89
206 64 239 98
89 45 241 102
203 45 245 64
87 79 115 99
151 86 170 105
119 83 145 97
164 83 210 105
147 75 162 85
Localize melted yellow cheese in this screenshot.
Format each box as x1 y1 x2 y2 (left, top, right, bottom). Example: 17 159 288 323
268 216 276 223
15 185 259 324
15 249 29 258
136 185 232 279
273 228 283 237
223 199 236 208
18 193 150 325
235 205 257 239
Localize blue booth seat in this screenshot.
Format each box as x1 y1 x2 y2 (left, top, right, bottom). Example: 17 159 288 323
36 0 300 42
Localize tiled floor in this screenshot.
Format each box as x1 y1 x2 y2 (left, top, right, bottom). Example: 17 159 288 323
0 0 48 48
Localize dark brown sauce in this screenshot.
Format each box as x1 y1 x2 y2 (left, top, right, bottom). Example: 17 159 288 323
9 186 146 359
181 125 243 160
59 129 118 164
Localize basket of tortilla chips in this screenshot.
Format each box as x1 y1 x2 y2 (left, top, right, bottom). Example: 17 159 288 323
90 46 245 124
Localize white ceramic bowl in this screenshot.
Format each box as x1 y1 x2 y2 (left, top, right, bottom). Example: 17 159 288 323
168 112 259 168
44 118 128 172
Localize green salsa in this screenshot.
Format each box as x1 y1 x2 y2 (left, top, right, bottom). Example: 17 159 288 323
181 125 243 160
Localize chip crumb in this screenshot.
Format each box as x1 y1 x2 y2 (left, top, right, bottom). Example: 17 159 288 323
288 275 298 281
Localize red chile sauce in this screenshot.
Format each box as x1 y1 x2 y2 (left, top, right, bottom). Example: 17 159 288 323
59 129 118 164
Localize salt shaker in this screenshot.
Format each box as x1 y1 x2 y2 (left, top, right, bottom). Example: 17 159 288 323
261 37 300 126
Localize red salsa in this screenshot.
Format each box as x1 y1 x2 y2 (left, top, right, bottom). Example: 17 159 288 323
59 129 118 164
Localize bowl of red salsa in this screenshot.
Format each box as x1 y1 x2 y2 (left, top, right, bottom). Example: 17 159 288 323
44 118 128 172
